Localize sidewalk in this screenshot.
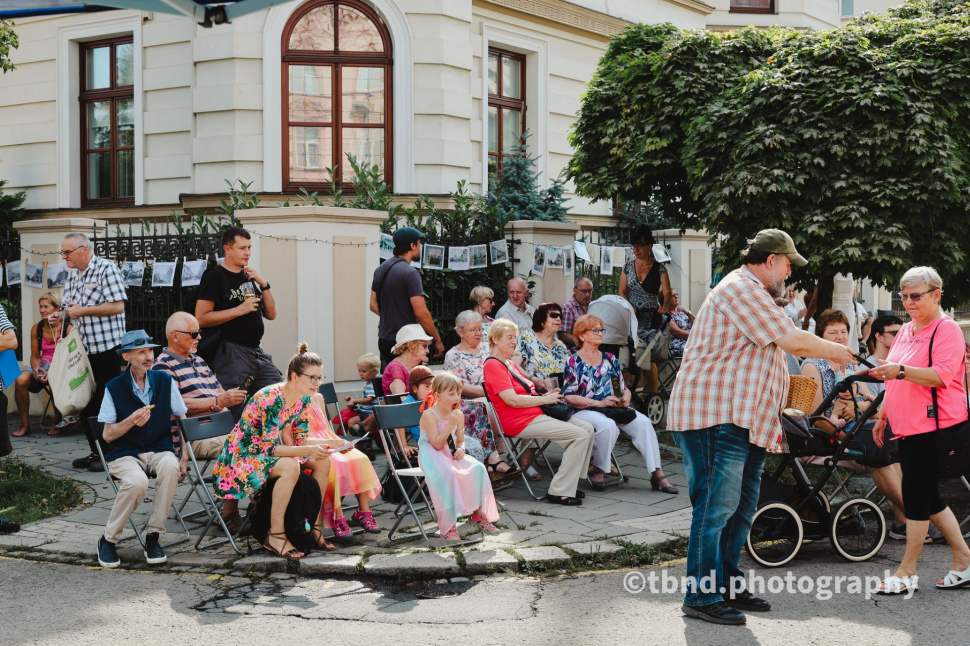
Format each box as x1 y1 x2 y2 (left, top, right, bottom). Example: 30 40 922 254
1 419 691 577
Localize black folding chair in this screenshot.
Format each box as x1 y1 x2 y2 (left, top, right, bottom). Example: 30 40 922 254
176 412 254 554
372 376 386 403
87 418 190 549
319 382 350 435
373 402 437 545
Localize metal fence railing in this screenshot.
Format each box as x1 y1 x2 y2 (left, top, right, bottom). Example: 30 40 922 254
574 227 633 301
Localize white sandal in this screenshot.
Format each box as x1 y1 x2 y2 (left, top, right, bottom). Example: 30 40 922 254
937 564 970 589
876 575 918 595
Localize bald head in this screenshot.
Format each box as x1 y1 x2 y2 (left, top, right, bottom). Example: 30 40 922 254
507 277 528 308
166 311 201 358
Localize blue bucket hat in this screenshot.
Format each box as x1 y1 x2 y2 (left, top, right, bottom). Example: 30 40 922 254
117 330 160 355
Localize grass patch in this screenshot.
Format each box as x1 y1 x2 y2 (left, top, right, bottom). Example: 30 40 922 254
567 536 689 574
526 509 552 517
0 457 84 525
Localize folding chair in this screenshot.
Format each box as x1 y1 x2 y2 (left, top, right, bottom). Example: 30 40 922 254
39 383 55 427
960 476 970 537
176 411 253 554
319 382 350 436
87 418 190 550
480 394 556 500
372 376 386 403
373 401 437 545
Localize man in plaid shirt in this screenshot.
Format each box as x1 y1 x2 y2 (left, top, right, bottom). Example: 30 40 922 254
668 230 854 626
559 277 593 348
58 232 127 472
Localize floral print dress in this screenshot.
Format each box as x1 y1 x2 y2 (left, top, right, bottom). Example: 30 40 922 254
668 310 693 357
623 258 667 343
444 345 497 456
515 328 569 381
212 385 311 500
562 352 627 401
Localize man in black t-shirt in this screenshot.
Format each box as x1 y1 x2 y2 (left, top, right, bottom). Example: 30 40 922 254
370 227 444 366
195 226 281 420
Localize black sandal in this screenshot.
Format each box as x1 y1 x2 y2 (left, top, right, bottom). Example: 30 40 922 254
544 493 582 506
262 530 304 560
486 459 519 481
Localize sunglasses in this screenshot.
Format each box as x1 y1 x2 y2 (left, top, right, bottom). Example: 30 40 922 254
175 329 202 339
547 312 561 319
898 289 938 302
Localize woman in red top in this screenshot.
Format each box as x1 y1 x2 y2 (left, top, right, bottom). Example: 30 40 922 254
870 266 970 594
483 318 594 505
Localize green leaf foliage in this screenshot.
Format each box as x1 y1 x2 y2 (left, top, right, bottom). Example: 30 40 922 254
569 0 970 302
0 19 18 74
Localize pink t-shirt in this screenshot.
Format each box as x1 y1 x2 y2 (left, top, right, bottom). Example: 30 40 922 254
884 316 967 437
483 358 543 437
382 359 411 395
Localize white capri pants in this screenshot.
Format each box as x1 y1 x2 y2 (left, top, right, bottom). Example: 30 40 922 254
572 409 662 474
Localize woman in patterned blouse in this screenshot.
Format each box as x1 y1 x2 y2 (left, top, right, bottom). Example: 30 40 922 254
562 315 676 494
512 302 569 392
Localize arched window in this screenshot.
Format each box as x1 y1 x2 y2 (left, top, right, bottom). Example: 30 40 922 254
282 0 392 191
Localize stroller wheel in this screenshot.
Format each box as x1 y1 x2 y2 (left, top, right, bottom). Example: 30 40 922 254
746 502 803 567
829 497 886 562
643 393 665 426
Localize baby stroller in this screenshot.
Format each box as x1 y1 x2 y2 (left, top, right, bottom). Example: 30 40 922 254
588 298 674 425
745 374 888 567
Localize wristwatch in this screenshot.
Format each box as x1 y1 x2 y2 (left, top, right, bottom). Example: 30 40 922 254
261 282 271 291
896 365 906 380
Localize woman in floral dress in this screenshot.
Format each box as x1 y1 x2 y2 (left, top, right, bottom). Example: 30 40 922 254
444 311 518 479
667 289 695 358
513 302 569 389
212 343 339 559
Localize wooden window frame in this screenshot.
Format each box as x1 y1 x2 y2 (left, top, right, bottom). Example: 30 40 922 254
487 47 527 180
79 36 135 207
281 0 393 192
729 0 776 14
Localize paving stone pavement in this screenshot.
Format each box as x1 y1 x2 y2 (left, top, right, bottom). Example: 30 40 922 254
1 418 692 577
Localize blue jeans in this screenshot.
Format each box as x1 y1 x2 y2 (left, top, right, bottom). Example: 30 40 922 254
674 424 766 607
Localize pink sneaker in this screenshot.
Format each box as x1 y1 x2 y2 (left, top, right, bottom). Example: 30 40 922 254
332 516 353 538
352 510 381 534
471 513 499 534
441 526 460 540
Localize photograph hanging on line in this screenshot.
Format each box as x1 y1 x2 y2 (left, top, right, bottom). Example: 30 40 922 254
573 240 591 263
5 260 21 287
46 262 69 288
613 247 627 268
546 246 564 269
600 246 614 276
121 261 145 287
652 243 672 264
564 248 574 276
587 243 601 266
151 261 177 288
531 245 546 277
23 262 44 288
469 244 488 269
181 259 208 287
489 239 509 264
448 246 470 271
379 232 394 260
422 244 445 270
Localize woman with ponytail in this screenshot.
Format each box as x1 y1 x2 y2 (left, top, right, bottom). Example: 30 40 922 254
418 371 499 540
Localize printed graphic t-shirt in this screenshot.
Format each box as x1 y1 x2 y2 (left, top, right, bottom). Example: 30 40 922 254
197 265 264 348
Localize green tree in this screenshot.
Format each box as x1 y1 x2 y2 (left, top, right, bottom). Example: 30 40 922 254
490 133 570 222
0 179 25 236
0 19 18 74
568 0 970 310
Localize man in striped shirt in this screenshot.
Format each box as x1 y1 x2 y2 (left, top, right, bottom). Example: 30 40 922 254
0 304 18 476
153 312 247 531
668 230 855 626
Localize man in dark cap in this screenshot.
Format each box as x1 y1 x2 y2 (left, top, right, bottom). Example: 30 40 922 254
370 227 444 366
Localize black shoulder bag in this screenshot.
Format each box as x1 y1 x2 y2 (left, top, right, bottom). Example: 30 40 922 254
484 357 574 422
927 322 970 479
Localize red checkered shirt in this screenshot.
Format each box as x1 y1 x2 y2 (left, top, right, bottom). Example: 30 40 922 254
667 266 796 449
560 296 587 334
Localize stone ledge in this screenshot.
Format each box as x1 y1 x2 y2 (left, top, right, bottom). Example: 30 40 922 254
515 546 569 564
363 552 460 577
462 549 519 574
301 554 362 576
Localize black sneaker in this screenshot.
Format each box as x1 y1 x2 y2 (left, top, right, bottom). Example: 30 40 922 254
682 601 746 625
72 453 97 469
98 535 120 568
87 460 104 472
0 514 20 533
144 532 167 564
889 523 932 544
726 590 771 612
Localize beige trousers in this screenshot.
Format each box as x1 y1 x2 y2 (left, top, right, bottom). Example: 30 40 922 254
104 451 180 544
515 415 595 497
190 435 229 459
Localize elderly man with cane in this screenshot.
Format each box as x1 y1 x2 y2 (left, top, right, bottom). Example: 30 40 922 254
668 230 856 625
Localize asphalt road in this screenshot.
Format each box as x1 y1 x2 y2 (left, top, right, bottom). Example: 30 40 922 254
2 538 969 646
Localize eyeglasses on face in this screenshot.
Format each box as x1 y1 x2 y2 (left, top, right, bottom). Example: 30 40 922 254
300 373 323 385
175 329 202 339
881 330 899 337
898 288 938 302
576 288 593 294
587 328 605 335
60 245 86 257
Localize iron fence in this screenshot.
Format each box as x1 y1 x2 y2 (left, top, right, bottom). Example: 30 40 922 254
574 227 633 300
91 221 224 348
0 231 23 359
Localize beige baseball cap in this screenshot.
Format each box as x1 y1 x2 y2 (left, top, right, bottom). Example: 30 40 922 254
748 229 807 267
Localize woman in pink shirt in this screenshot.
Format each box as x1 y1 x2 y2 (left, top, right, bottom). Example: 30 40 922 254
870 267 970 594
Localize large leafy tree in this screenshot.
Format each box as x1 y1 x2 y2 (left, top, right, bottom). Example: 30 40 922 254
569 0 970 307
0 19 17 73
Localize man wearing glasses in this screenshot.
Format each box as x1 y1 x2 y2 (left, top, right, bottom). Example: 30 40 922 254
59 232 128 472
153 311 248 533
559 277 594 348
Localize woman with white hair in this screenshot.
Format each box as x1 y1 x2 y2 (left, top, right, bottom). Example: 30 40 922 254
444 310 518 479
382 324 432 396
869 266 970 594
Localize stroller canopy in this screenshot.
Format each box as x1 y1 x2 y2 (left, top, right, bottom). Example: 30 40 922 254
587 296 637 346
